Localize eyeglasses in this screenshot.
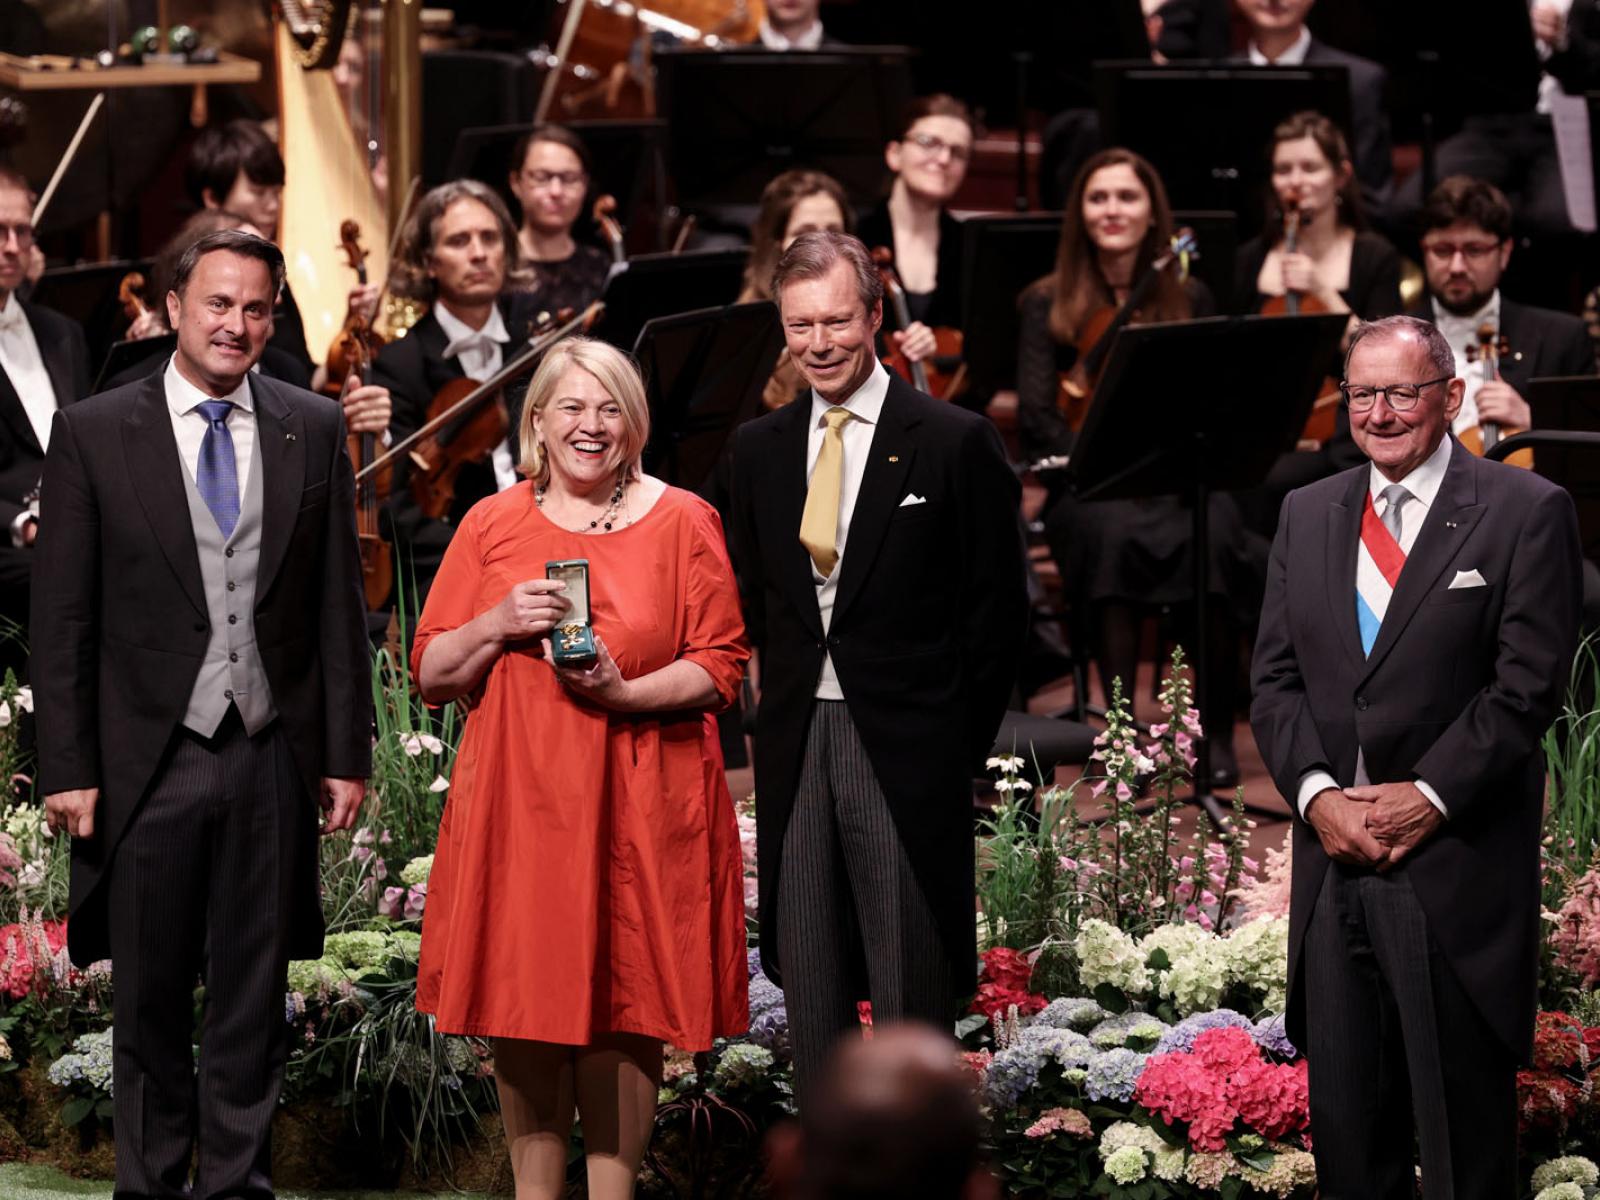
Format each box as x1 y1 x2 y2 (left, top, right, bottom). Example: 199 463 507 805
0 223 33 247
1421 239 1502 263
521 169 587 190
906 131 971 162
1340 375 1452 412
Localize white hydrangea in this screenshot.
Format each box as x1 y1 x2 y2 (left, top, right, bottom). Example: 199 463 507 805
1075 919 1150 997
1162 938 1230 1016
1223 916 1290 1012
1534 1184 1586 1200
399 854 434 887
1532 1157 1600 1193
1099 1121 1164 1159
1104 1144 1149 1185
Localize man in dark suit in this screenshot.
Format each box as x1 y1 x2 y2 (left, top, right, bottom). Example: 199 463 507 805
1234 0 1394 210
32 229 372 1199
0 167 90 679
1251 314 1580 1195
1411 175 1596 443
730 231 1027 1094
373 179 548 609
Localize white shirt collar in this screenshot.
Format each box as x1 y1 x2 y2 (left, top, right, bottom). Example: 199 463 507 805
163 356 253 416
0 296 24 333
808 358 889 428
758 17 824 50
1248 25 1312 65
1368 426 1453 510
436 302 509 360
1431 289 1501 345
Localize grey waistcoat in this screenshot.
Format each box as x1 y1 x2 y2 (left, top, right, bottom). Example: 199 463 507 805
179 423 276 735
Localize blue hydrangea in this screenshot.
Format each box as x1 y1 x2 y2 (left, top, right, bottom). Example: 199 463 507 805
1084 1047 1148 1103
713 1042 775 1090
983 1043 1044 1108
1015 1025 1095 1070
47 1028 114 1096
1153 1008 1254 1056
1033 997 1108 1031
1251 1012 1297 1058
747 947 764 977
747 971 790 1060
1087 1010 1170 1051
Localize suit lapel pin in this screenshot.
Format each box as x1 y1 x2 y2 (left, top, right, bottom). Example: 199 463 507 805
888 455 899 463
1445 520 1458 528
285 432 296 442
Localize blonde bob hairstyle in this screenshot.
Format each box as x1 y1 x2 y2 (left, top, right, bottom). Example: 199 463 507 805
517 336 651 488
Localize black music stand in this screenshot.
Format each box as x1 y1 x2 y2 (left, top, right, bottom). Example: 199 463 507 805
93 333 174 394
654 46 914 223
959 213 1061 398
1094 63 1353 226
1068 312 1348 821
593 248 748 354
1530 375 1600 559
634 301 783 493
29 259 154 373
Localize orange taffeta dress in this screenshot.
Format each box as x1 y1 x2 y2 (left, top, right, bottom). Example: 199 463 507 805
412 483 751 1049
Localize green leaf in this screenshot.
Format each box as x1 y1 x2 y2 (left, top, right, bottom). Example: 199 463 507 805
954 1013 988 1039
60 1095 94 1127
1146 947 1171 971
1093 983 1129 1014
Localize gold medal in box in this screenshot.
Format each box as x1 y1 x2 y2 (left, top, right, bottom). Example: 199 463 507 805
546 559 598 668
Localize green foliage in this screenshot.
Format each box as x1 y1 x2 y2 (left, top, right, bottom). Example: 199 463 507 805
1544 631 1600 894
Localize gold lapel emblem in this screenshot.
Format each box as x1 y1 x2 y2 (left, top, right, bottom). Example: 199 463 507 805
888 455 899 463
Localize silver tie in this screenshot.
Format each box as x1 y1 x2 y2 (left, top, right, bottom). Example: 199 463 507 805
1379 483 1413 545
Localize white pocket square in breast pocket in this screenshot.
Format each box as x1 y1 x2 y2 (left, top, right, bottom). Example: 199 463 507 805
1448 568 1488 590
898 493 928 508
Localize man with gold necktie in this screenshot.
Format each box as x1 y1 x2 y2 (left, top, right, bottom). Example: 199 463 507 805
730 231 1026 1096
1251 314 1581 1195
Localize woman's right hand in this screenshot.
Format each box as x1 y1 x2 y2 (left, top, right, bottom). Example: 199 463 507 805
126 309 167 340
492 579 570 642
1278 251 1321 298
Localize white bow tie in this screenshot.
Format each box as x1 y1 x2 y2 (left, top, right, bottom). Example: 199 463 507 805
443 329 505 361
0 301 26 335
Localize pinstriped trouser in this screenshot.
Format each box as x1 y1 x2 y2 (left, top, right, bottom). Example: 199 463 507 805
775 700 953 1097
1303 864 1517 1199
107 711 307 1200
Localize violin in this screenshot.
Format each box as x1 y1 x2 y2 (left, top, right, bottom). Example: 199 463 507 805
1459 323 1532 469
1258 200 1342 448
871 245 965 402
359 302 606 518
324 220 394 610
592 195 626 266
1057 228 1198 430
118 271 152 325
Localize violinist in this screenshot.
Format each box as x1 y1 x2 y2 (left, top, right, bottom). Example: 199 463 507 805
738 169 854 411
857 94 972 379
1018 148 1248 788
507 125 611 315
186 119 379 389
1409 176 1595 444
374 180 544 604
0 166 89 679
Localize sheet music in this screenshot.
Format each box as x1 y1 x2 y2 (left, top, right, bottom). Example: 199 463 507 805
1550 91 1596 233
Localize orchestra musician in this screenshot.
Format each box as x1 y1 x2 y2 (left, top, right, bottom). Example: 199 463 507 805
374 179 546 607
1017 147 1250 787
1409 176 1596 445
739 169 855 412
857 95 972 382
507 124 612 316
751 0 835 50
186 119 379 390
0 167 90 680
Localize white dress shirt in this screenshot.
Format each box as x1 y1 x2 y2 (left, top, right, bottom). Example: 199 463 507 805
1431 290 1500 437
1535 0 1575 112
1247 26 1312 65
164 357 256 498
1296 432 1454 819
806 359 889 700
0 297 58 451
435 301 519 492
758 17 825 50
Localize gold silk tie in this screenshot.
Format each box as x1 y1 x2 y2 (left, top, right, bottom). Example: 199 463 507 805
799 406 854 576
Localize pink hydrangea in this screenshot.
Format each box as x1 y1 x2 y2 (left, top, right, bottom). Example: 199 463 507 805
1024 1107 1093 1139
1134 1025 1308 1152
1227 1057 1310 1141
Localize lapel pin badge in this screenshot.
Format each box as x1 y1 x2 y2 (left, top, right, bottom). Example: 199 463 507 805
1445 520 1458 528
888 455 899 463
285 432 296 442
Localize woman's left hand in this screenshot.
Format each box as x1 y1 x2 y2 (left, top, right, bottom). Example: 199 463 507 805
548 632 633 709
892 321 938 364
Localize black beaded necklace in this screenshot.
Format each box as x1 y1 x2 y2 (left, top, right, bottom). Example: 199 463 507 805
536 475 627 532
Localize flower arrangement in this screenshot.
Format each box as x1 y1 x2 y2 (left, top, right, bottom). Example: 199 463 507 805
1532 1156 1600 1200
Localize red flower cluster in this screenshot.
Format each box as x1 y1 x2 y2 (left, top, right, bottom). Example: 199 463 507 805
1134 1027 1310 1152
0 917 69 1000
1516 1011 1599 1136
969 947 1047 1023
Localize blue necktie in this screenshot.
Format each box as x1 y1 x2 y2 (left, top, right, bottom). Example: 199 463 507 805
195 399 240 540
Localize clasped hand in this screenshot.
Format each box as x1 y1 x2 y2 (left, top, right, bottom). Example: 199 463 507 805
493 578 570 642
1308 781 1443 869
547 633 632 709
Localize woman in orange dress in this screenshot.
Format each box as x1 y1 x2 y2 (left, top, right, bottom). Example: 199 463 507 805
412 337 750 1198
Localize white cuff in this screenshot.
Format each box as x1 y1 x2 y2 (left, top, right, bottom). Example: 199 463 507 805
1296 769 1340 819
9 509 32 549
1414 778 1448 818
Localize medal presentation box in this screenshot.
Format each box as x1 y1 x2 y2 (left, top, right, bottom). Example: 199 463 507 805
546 559 598 669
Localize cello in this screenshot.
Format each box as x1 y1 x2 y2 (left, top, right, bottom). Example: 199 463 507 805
871 245 965 401
323 220 394 610
1258 199 1342 448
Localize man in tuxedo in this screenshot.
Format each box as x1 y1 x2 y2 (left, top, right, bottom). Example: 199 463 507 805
0 168 89 679
1251 314 1580 1195
32 229 372 1199
1411 175 1596 442
373 179 549 608
730 231 1026 1094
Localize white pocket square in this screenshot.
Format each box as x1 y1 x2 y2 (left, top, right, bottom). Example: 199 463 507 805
898 493 927 508
1448 569 1487 590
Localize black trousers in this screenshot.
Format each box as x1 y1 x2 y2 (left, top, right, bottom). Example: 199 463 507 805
775 701 952 1098
107 711 310 1200
1303 865 1517 1199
